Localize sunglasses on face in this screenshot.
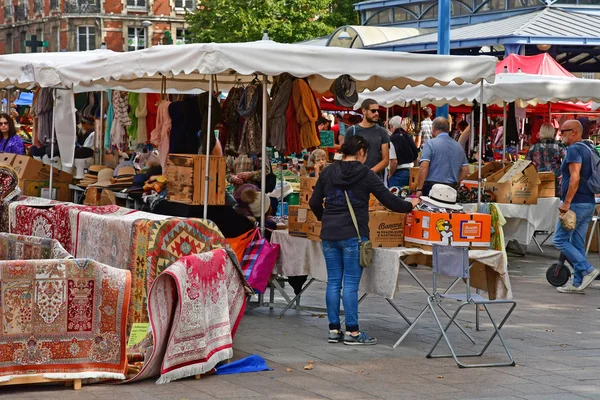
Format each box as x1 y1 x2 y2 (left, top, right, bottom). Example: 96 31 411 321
368 109 379 113
561 129 574 134
0 122 8 126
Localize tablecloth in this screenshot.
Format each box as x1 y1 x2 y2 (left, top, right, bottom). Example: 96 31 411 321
462 198 560 246
271 230 512 300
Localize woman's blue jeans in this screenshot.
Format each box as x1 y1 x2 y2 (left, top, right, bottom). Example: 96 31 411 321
552 202 596 287
321 236 367 332
389 169 410 188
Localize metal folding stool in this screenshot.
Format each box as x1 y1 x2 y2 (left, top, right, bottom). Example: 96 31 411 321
426 245 517 368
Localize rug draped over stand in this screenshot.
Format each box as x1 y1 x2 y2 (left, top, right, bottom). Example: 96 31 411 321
129 248 246 384
0 258 131 382
0 233 72 260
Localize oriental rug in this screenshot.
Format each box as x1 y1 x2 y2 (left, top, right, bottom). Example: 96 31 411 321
9 204 56 239
0 258 131 382
127 218 226 329
129 248 246 383
0 233 72 260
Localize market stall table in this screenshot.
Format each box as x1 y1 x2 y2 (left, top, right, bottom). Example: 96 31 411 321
69 184 141 209
462 198 560 254
271 230 512 347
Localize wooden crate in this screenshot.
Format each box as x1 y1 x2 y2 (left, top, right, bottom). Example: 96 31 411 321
409 167 420 191
538 172 556 198
166 154 226 205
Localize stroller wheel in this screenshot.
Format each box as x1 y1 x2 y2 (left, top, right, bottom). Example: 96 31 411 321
546 263 571 287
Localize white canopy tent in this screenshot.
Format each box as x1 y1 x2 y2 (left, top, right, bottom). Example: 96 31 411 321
54 40 497 223
357 73 600 108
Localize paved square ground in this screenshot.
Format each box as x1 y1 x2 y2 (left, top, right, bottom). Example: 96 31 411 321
2 245 600 399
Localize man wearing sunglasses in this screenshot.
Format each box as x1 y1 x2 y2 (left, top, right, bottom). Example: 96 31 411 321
553 119 599 293
342 98 389 179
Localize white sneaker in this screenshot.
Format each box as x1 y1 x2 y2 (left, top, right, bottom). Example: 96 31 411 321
557 284 585 294
580 269 600 290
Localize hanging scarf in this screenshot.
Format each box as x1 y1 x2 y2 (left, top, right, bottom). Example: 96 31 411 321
104 89 114 150
222 87 244 151
292 79 320 149
146 93 160 140
127 92 139 142
285 94 302 155
237 84 262 154
35 88 53 145
135 93 148 145
268 78 293 152
110 90 131 150
150 100 172 173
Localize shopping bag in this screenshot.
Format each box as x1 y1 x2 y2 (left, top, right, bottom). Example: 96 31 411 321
240 228 280 294
225 229 256 264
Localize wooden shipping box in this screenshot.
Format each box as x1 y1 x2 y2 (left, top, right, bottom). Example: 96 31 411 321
12 155 73 183
484 160 540 204
404 210 491 248
538 171 556 198
166 154 226 205
368 211 406 248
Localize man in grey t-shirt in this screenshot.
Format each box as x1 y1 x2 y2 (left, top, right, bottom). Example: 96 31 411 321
342 98 390 178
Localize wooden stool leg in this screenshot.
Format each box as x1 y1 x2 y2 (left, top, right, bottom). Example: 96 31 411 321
195 374 201 380
73 379 82 390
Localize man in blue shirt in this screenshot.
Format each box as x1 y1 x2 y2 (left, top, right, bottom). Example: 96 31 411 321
415 117 469 198
552 119 599 293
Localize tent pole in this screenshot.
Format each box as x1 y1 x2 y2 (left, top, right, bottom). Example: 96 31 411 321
502 101 507 165
48 89 56 200
96 91 104 165
260 75 268 235
469 108 475 151
203 75 213 219
477 81 483 208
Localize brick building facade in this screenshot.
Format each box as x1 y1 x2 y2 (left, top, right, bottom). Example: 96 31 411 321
0 0 192 54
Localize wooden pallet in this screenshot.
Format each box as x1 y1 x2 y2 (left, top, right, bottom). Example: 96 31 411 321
166 154 226 206
0 376 82 390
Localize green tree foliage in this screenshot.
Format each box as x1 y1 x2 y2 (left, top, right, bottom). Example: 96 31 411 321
186 0 359 44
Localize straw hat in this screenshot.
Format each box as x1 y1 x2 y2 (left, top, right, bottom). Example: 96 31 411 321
91 168 115 187
87 165 106 175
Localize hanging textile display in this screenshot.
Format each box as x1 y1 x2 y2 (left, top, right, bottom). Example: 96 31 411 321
53 89 77 167
104 89 114 150
292 79 320 149
150 100 172 173
146 93 160 140
285 94 302 155
221 87 244 152
237 83 262 154
110 90 132 150
35 88 53 146
127 92 140 143
268 77 293 152
168 96 200 155
136 93 148 145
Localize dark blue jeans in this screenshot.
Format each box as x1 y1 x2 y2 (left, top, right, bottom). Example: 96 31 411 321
552 202 596 287
322 236 367 332
389 169 410 188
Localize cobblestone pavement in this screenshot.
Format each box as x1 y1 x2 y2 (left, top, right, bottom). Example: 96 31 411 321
2 245 600 399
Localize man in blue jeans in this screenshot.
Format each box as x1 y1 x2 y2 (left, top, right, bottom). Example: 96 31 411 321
553 119 600 293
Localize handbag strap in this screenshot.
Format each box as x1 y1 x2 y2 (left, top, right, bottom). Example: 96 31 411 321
344 191 363 245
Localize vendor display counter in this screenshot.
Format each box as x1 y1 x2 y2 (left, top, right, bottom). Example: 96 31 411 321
462 198 560 253
271 230 512 347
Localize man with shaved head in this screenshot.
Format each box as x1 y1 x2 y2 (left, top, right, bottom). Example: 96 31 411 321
553 119 599 293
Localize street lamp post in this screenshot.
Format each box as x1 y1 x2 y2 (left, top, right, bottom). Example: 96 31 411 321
142 20 152 49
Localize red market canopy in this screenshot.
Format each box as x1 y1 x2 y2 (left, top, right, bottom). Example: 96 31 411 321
496 53 574 77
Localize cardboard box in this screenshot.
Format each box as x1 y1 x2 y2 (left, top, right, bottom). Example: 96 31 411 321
20 180 71 202
464 161 504 181
368 194 386 211
409 167 420 191
404 210 491 248
484 160 540 204
288 205 309 237
300 177 318 206
0 153 16 165
307 222 322 242
368 211 406 248
12 155 73 183
538 172 556 198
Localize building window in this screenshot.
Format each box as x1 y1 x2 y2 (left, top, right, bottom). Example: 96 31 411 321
6 33 13 53
174 0 194 9
19 31 26 53
78 26 96 51
507 0 538 6
176 29 187 45
126 0 146 7
128 27 146 51
392 6 418 22
51 27 58 52
421 3 438 19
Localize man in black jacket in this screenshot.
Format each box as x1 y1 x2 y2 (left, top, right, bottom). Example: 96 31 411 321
388 116 419 188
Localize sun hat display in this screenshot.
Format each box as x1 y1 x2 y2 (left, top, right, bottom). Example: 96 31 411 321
420 184 463 211
91 168 115 187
